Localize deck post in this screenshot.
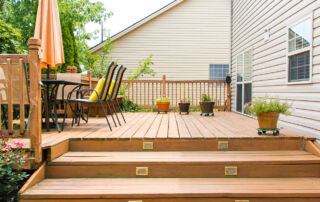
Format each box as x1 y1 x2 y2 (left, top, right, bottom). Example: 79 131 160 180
226 73 231 112
162 74 166 98
29 38 42 163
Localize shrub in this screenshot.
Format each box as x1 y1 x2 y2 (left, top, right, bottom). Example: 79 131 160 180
120 98 138 112
179 97 190 103
244 96 292 116
201 94 212 102
0 132 29 202
156 98 170 103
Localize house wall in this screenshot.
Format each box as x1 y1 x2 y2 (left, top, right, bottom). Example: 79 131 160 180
231 0 320 138
94 0 231 80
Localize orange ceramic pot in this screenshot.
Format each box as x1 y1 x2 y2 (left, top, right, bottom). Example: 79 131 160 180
157 102 170 113
257 112 280 130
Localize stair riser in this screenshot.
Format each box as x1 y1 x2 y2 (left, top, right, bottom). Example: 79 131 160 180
47 164 320 178
69 139 304 151
19 197 320 202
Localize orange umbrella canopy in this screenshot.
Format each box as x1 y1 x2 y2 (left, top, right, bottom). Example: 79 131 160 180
34 0 64 70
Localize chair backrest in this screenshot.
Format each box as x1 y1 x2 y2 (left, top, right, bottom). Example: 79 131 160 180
100 62 118 101
110 66 127 100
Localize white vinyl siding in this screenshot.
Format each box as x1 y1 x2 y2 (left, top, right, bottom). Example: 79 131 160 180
93 0 231 80
231 0 320 139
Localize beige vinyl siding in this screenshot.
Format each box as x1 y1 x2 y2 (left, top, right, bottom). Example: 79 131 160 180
231 0 320 138
94 0 231 80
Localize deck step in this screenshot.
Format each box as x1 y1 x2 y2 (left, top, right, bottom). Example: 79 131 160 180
47 151 320 178
20 177 320 201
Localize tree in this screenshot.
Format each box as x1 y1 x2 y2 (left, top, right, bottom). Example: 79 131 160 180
0 0 38 49
1 0 112 72
128 54 156 80
0 18 23 53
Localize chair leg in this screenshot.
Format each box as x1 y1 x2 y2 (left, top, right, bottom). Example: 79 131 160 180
115 99 126 123
99 100 112 131
104 100 117 127
109 99 121 126
62 102 68 131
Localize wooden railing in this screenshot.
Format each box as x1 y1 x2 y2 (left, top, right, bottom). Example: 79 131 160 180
0 38 42 163
121 75 230 110
0 55 29 135
82 73 231 111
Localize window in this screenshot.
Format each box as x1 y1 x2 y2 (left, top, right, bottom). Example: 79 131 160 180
236 49 252 113
288 17 312 82
209 64 229 80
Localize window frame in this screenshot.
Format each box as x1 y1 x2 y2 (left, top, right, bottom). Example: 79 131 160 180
286 15 313 85
236 48 253 114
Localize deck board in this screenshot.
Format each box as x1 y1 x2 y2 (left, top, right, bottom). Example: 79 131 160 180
13 112 313 150
22 178 320 199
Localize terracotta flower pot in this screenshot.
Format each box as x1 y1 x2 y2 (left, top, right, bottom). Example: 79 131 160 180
200 101 215 114
257 112 280 130
156 102 170 113
178 103 190 114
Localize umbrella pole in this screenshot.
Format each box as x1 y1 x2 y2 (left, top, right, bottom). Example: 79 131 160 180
45 65 50 131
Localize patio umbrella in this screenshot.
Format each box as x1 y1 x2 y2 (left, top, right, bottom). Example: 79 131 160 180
34 0 64 76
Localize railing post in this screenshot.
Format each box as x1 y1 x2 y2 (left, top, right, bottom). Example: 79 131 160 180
162 74 166 98
29 38 42 163
226 73 231 112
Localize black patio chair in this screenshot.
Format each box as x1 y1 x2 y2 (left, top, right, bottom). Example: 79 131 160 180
105 66 127 126
63 62 118 131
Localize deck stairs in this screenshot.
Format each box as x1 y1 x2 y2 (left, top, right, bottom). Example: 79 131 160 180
19 138 320 202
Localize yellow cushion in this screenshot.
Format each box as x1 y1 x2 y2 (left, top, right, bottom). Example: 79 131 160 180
88 79 115 102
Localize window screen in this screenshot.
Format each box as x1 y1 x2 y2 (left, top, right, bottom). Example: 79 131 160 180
289 51 310 82
209 64 229 80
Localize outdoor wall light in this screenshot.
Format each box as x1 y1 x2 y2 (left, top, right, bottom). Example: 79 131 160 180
264 26 270 41
226 73 231 84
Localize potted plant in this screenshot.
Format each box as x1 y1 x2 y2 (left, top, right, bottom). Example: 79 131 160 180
200 94 215 116
178 97 191 114
244 96 292 135
156 98 170 114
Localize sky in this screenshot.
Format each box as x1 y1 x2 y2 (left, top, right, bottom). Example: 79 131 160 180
86 0 174 47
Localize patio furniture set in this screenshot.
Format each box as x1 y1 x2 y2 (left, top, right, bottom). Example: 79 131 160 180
43 61 127 132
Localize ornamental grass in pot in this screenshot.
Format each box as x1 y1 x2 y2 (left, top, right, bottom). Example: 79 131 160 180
200 94 215 116
156 98 170 114
178 97 190 114
244 96 292 130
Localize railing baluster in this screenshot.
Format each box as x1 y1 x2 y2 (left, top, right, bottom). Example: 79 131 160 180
220 81 222 107
215 81 218 104
7 58 13 134
19 59 25 134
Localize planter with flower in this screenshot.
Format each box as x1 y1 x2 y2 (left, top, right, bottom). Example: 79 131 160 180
200 94 215 116
244 96 292 136
156 98 170 114
179 97 191 114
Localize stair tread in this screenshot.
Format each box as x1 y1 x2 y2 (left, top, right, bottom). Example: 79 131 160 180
50 150 320 165
22 178 320 199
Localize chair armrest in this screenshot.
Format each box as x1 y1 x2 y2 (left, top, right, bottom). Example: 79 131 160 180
73 88 99 100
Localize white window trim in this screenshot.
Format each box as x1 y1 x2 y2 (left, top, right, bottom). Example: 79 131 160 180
286 14 313 85
236 49 253 114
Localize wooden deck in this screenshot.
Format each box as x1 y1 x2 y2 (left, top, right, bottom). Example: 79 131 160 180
19 112 320 201
35 112 310 148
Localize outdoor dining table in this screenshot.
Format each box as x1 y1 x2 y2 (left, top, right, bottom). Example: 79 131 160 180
41 79 89 132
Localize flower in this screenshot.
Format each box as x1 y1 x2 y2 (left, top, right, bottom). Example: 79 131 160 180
14 141 24 148
179 99 183 103
244 103 248 108
266 100 270 104
3 158 9 162
250 105 254 109
6 144 12 151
